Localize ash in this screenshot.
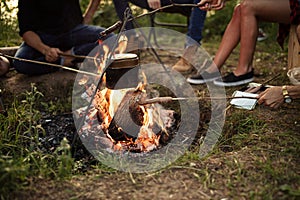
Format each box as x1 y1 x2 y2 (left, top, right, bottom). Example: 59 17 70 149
39 113 93 161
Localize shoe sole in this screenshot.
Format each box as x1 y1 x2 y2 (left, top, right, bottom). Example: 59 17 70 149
187 77 219 85
213 77 254 87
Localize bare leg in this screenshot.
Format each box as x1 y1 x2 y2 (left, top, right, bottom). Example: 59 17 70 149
235 0 290 75
207 0 291 75
206 4 242 73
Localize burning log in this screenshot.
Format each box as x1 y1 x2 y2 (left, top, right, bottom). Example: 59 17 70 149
108 89 145 140
91 83 178 152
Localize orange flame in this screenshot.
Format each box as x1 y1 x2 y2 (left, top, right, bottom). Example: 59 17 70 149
94 84 166 152
88 38 167 152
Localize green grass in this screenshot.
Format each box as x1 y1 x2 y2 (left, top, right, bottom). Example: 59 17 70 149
0 84 75 199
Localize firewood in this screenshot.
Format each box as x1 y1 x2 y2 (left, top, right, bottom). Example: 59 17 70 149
108 89 146 140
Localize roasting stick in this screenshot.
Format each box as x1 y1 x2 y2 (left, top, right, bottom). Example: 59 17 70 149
138 73 282 105
58 52 96 60
137 96 259 105
244 73 281 93
133 3 198 21
0 53 100 77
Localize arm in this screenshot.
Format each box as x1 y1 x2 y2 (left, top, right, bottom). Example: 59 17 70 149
22 31 62 63
147 0 161 9
257 85 300 108
83 0 101 24
198 0 226 11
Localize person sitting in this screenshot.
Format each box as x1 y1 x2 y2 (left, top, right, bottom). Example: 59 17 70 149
187 0 300 86
13 0 113 75
112 0 207 72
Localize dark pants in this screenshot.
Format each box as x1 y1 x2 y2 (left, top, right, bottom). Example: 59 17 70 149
14 24 111 75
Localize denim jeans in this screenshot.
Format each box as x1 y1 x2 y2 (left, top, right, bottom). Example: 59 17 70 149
186 0 207 46
113 0 206 46
14 24 111 75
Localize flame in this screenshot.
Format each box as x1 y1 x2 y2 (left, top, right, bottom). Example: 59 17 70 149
94 84 166 152
80 37 169 152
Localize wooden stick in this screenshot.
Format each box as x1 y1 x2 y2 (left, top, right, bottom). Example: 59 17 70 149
133 4 198 21
244 73 281 93
58 52 99 61
1 53 100 77
138 73 282 105
138 96 258 105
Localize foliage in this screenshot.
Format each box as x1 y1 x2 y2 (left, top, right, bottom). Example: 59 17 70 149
0 0 280 47
0 0 21 46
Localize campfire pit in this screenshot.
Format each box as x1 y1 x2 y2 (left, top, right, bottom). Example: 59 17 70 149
93 83 179 152
73 49 179 153
74 73 179 153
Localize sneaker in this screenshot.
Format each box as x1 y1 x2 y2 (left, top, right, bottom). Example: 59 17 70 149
187 71 220 84
213 70 254 87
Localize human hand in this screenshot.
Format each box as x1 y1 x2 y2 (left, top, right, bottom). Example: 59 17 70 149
147 0 161 9
197 0 225 11
257 86 284 109
43 47 63 63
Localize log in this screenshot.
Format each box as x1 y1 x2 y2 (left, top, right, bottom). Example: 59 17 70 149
107 89 145 140
288 25 300 70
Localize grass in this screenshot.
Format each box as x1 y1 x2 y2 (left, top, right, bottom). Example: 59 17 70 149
0 84 75 199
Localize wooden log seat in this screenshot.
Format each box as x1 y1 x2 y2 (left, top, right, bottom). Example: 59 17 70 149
288 25 300 69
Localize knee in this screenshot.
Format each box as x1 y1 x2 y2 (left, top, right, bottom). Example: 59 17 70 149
239 0 255 15
232 4 241 17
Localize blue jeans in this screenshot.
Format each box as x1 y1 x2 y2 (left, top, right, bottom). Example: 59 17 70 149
186 0 207 46
14 24 111 75
113 0 206 45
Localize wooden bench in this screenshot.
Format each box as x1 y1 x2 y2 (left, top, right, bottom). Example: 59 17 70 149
288 25 300 69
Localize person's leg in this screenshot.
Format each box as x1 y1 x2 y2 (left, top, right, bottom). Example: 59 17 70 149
14 42 60 75
212 0 291 86
210 0 290 73
186 0 207 46
188 0 291 85
206 4 242 73
113 0 153 31
113 0 136 30
172 0 206 72
235 0 291 75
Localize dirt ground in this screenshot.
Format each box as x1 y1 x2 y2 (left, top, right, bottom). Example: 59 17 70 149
1 45 300 199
